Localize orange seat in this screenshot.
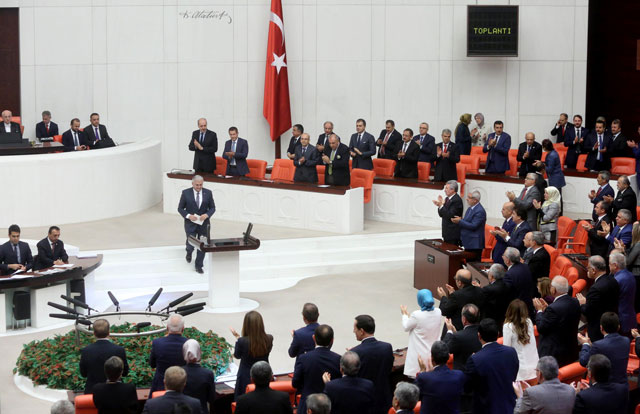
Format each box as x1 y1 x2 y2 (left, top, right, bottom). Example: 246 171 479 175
507 150 518 177
565 267 579 285
75 394 98 414
246 159 267 180
553 142 568 154
629 352 640 376
10 116 24 135
558 361 587 384
576 154 588 172
214 156 227 175
471 146 488 164
556 217 577 250
611 157 636 176
351 168 375 203
557 220 589 254
316 165 326 185
543 244 559 264
373 158 396 178
572 279 587 297
456 164 466 196
482 224 497 262
637 207 640 223
53 134 63 143
271 159 295 182
388 402 421 414
151 391 166 398
417 162 431 181
550 255 572 279
460 155 480 174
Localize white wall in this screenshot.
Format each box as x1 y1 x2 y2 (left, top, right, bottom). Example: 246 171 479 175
12 0 588 171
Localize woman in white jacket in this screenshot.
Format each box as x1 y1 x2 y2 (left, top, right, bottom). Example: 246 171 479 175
503 299 539 382
400 289 442 377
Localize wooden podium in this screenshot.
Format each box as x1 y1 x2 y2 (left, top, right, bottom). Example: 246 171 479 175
188 235 260 309
413 239 475 292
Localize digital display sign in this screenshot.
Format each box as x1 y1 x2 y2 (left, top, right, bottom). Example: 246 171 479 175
468 6 518 57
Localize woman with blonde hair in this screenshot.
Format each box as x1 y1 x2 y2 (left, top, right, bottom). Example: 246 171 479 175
230 311 273 398
400 289 442 377
455 113 472 155
470 112 492 147
503 299 539 382
533 186 561 244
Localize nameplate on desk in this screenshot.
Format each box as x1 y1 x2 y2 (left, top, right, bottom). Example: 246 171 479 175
213 239 241 247
427 254 435 264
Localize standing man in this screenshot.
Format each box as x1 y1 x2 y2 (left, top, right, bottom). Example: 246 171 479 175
477 265 511 329
287 124 304 159
35 110 59 140
177 175 216 274
451 190 486 261
432 180 464 245
289 303 320 360
34 225 69 270
603 175 637 222
414 122 436 164
437 269 484 331
608 119 629 159
322 135 350 186
507 173 542 231
494 208 531 257
516 132 542 178
503 247 534 317
523 231 550 281
349 119 376 170
61 118 89 152
584 201 612 259
588 171 614 220
376 119 401 160
189 118 218 174
483 121 511 174
79 319 129 394
316 121 334 154
609 252 636 336
564 114 588 169
149 315 188 394
0 224 34 275
490 202 516 265
434 129 460 182
0 110 21 136
322 352 375 414
85 113 115 149
294 133 319 183
222 127 249 176
513 356 576 414
394 128 420 178
550 113 572 144
585 119 612 172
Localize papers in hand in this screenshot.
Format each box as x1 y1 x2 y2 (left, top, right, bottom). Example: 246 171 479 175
191 217 205 226
53 263 74 268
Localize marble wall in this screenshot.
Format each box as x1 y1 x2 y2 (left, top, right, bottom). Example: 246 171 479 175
12 0 588 171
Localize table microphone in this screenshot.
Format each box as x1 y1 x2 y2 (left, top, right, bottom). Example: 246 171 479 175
147 288 163 311
161 293 193 311
178 306 204 317
61 294 98 312
107 291 120 311
175 302 206 313
135 322 151 333
48 302 79 315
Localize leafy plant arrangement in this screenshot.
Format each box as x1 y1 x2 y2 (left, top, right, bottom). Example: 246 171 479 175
14 323 233 391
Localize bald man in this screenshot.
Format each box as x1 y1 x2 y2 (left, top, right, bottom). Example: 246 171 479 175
516 132 542 178
189 118 218 173
437 269 484 331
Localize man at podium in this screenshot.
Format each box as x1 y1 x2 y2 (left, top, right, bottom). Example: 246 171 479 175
177 175 216 274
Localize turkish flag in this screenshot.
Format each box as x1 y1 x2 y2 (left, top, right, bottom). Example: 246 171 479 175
263 0 292 142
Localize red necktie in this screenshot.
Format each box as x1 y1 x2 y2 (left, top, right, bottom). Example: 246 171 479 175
46 124 49 134
444 144 448 153
521 188 527 200
381 132 391 155
596 187 602 197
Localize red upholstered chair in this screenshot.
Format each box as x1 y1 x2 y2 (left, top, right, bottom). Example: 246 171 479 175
151 391 166 398
351 169 375 203
316 165 326 185
576 154 588 172
372 158 396 178
558 362 587 384
635 403 640 414
556 217 577 250
482 224 497 262
74 394 98 414
456 164 466 196
553 142 567 154
611 157 636 175
557 220 589 254
572 279 587 297
417 162 431 181
543 244 559 264
637 206 640 222
247 381 298 406
246 159 267 180
271 159 295 182
459 155 480 174
10 116 24 135
214 156 227 175
550 255 572 279
53 135 62 143
565 267 579 285
470 146 488 164
507 150 518 177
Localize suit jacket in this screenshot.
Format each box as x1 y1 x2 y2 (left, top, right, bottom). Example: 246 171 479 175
514 378 576 414
585 131 612 171
183 363 215 414
0 241 33 275
550 122 573 144
572 382 628 414
288 322 319 359
434 142 460 182
293 145 319 183
394 140 420 178
440 285 485 330
535 294 581 366
287 135 301 156
323 143 351 186
459 203 487 250
484 132 511 173
84 124 116 149
376 129 402 159
235 386 292 414
579 333 630 384
34 237 69 270
148 334 188 393
61 129 90 152
481 280 511 329
517 142 543 178
414 134 436 163
591 184 614 208
608 132 629 159
79 340 129 394
415 365 466 414
606 224 632 252
349 132 376 170
177 187 216 236
351 337 394 414
613 268 636 332
587 215 611 258
91 381 138 414
492 218 516 265
544 150 566 188
504 262 535 317
564 126 589 168
443 324 481 370
464 342 519 414
581 274 620 341
611 187 637 223
189 129 218 173
316 133 332 148
438 193 464 243
142 390 203 414
324 376 375 414
505 220 532 256
222 138 249 176
292 346 341 414
0 121 22 136
35 121 59 139
528 247 550 281
513 185 542 230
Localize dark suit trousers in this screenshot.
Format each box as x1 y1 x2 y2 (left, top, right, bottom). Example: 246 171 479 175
185 225 206 268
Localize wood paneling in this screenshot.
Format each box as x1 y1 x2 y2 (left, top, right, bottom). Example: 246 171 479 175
0 8 20 116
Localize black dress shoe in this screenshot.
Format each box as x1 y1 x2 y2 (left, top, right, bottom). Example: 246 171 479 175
195 267 204 274
186 253 192 263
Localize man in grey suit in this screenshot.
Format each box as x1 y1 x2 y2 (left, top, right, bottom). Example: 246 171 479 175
348 118 376 170
293 133 319 183
514 356 575 413
507 173 542 230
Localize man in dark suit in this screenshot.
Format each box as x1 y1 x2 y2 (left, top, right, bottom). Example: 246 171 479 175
585 119 612 171
478 264 511 329
316 121 334 154
294 133 319 183
394 128 420 178
92 356 138 414
376 119 401 160
61 118 90 152
0 224 33 275
235 362 292 414
609 252 636 336
79 319 129 394
434 129 460 182
495 208 531 256
573 354 628 413
414 122 436 163
483 121 511 174
588 171 614 220
550 113 572 145
34 225 69 270
517 132 543 178
350 315 394 414
452 190 486 261
578 312 630 385
85 113 115 149
323 351 375 414
534 276 581 366
177 175 216 273
503 247 535 317
390 382 420 414
514 356 576 414
437 269 484 331
35 110 59 140
189 118 218 173
287 124 304 160
322 134 350 186
564 114 589 169
222 127 249 176
0 109 22 136
585 201 612 259
416 341 466 414
605 208 633 252
149 315 189 393
349 119 376 170
143 366 203 414
293 325 341 414
433 180 463 245
523 231 550 282
464 319 519 414
491 202 516 265
607 119 629 159
442 303 482 370
577 255 620 341
289 303 320 360
603 175 637 223
508 174 542 231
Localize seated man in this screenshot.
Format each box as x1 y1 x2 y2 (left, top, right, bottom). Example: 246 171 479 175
35 226 69 270
390 382 420 414
222 127 249 176
79 319 129 393
92 356 137 414
394 128 420 178
288 303 320 360
294 133 319 183
84 113 115 149
235 361 292 414
321 134 350 186
0 224 33 275
35 110 59 140
483 120 511 174
573 355 628 413
514 356 575 414
0 109 22 136
323 351 375 414
578 312 629 385
61 118 89 152
142 366 203 414
416 341 466 414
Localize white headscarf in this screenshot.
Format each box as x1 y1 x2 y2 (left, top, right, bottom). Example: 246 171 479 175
183 339 201 364
543 186 561 208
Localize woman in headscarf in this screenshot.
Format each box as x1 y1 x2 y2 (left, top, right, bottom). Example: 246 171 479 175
533 186 561 244
455 113 472 155
182 339 215 414
470 112 492 147
400 289 442 377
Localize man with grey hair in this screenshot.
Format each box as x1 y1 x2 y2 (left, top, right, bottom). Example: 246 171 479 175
235 361 292 414
443 303 482 370
533 275 581 366
189 117 218 173
432 180 463 245
507 172 542 230
588 170 614 220
36 109 59 139
306 393 331 414
323 351 374 414
149 314 188 393
414 122 436 163
577 255 620 341
0 109 21 136
391 382 419 414
316 121 335 153
523 231 550 281
603 174 637 222
514 356 575 413
609 251 636 335
177 174 216 273
605 208 632 252
503 246 535 317
142 366 202 414
451 189 486 261
434 128 460 182
477 263 511 328
50 400 74 414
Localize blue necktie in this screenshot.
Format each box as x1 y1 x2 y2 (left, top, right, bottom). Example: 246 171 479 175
196 191 200 208
14 244 21 263
94 127 100 141
231 141 237 165
200 133 204 144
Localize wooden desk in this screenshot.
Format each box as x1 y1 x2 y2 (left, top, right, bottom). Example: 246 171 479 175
467 261 492 287
0 141 63 155
414 239 475 291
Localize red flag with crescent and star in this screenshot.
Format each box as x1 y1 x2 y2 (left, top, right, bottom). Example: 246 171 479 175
263 0 292 142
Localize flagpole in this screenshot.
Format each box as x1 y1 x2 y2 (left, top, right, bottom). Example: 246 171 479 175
275 136 281 159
